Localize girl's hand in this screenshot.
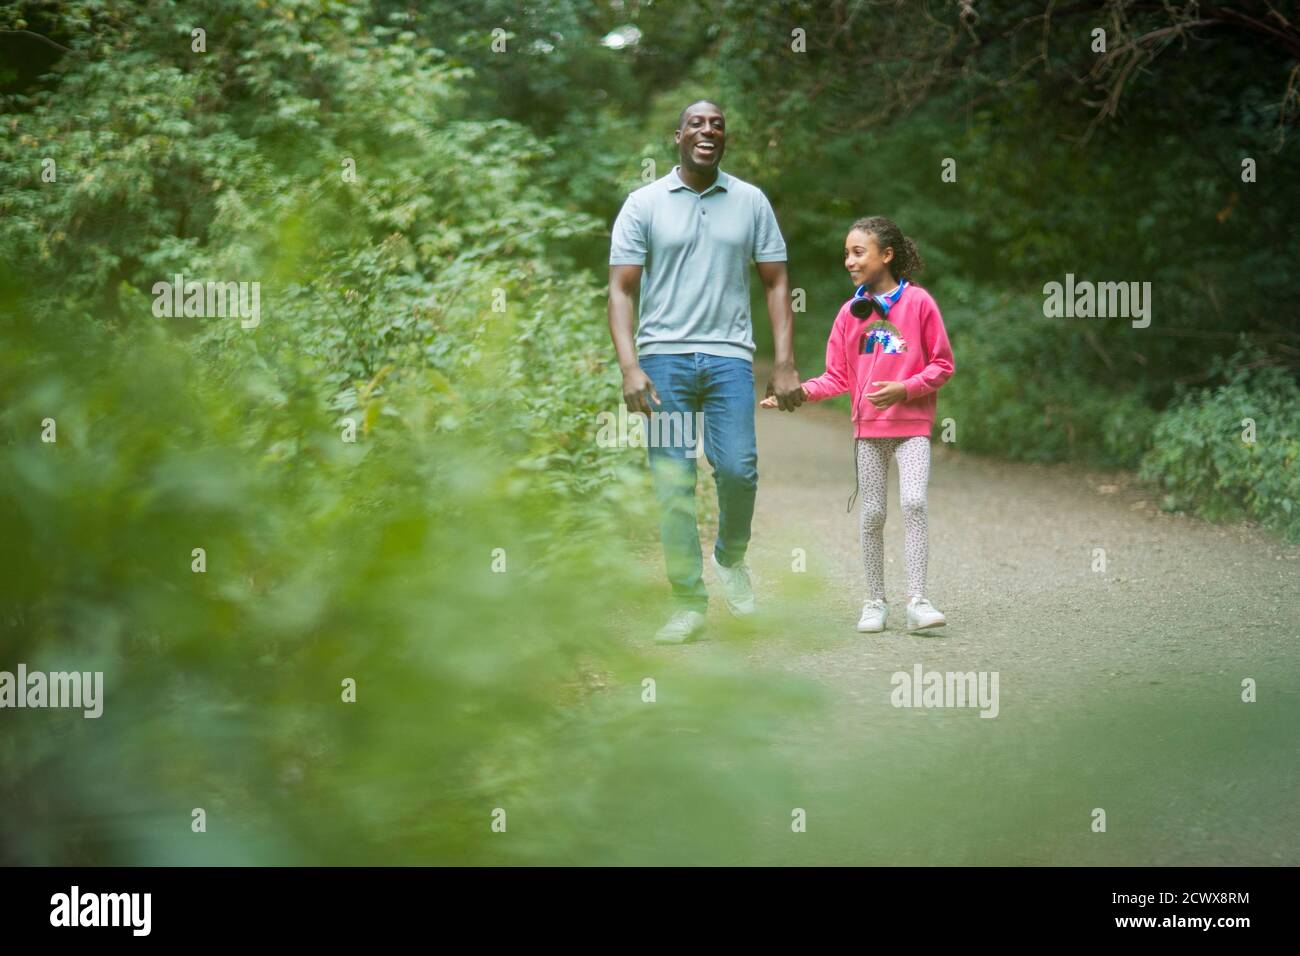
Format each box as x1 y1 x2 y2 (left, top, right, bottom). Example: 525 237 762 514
864 381 907 408
760 385 804 409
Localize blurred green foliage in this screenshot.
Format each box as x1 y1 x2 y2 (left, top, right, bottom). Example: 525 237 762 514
0 0 826 864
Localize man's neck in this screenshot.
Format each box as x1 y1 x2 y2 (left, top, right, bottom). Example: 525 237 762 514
678 164 718 193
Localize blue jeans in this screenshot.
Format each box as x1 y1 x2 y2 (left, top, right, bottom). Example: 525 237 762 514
638 353 758 613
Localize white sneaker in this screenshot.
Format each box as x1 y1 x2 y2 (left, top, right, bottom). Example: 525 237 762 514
857 598 889 632
711 553 756 617
654 609 706 644
906 595 946 632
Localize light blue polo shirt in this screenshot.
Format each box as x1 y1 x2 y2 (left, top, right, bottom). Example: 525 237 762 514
609 165 787 361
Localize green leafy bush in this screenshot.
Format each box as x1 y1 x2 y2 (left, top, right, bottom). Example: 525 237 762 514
1140 353 1300 540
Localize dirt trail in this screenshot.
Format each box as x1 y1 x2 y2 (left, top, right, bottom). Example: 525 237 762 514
743 393 1299 693
638 375 1300 864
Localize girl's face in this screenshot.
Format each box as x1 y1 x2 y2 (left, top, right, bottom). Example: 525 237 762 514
844 229 895 288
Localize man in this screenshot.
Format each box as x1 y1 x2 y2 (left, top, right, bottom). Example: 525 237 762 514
607 99 803 644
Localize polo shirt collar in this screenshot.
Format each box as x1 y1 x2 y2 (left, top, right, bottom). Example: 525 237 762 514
668 165 731 196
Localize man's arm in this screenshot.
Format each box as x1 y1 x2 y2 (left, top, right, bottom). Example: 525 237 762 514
607 264 659 415
756 260 803 411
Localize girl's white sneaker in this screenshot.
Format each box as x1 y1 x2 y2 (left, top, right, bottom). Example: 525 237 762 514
857 599 889 632
906 596 946 632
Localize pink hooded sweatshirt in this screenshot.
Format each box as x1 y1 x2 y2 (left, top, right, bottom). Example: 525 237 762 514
801 283 955 438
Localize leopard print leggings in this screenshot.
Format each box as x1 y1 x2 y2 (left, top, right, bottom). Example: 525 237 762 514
855 436 931 600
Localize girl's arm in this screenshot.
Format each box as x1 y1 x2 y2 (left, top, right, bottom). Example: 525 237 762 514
799 307 853 402
901 296 954 400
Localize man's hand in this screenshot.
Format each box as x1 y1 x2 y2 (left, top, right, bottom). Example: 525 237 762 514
766 362 805 412
622 366 660 416
864 380 907 409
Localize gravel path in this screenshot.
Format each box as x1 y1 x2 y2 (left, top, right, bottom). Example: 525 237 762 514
633 383 1300 865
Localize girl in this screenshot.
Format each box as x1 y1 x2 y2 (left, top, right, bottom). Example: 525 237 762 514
762 217 954 633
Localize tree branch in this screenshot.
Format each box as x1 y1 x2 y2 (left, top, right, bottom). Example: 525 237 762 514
0 29 70 53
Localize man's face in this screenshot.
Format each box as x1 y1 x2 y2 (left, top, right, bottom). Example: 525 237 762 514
675 104 726 172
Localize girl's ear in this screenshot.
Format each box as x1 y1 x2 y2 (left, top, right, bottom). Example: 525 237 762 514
881 245 895 265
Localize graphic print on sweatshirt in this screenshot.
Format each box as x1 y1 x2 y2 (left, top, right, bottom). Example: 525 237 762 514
859 319 908 354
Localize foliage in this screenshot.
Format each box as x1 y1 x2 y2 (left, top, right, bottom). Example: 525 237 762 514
1140 351 1300 541
0 0 823 864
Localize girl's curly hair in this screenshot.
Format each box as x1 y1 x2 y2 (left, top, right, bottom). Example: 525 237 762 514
850 216 925 280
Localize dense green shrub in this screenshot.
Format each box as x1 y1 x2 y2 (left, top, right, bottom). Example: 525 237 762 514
1140 353 1300 541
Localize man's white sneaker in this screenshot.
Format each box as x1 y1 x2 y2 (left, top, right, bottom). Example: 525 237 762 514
654 609 706 644
857 598 889 633
906 596 946 632
711 553 756 617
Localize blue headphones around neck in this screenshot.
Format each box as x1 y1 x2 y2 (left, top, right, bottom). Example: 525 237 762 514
850 279 908 319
